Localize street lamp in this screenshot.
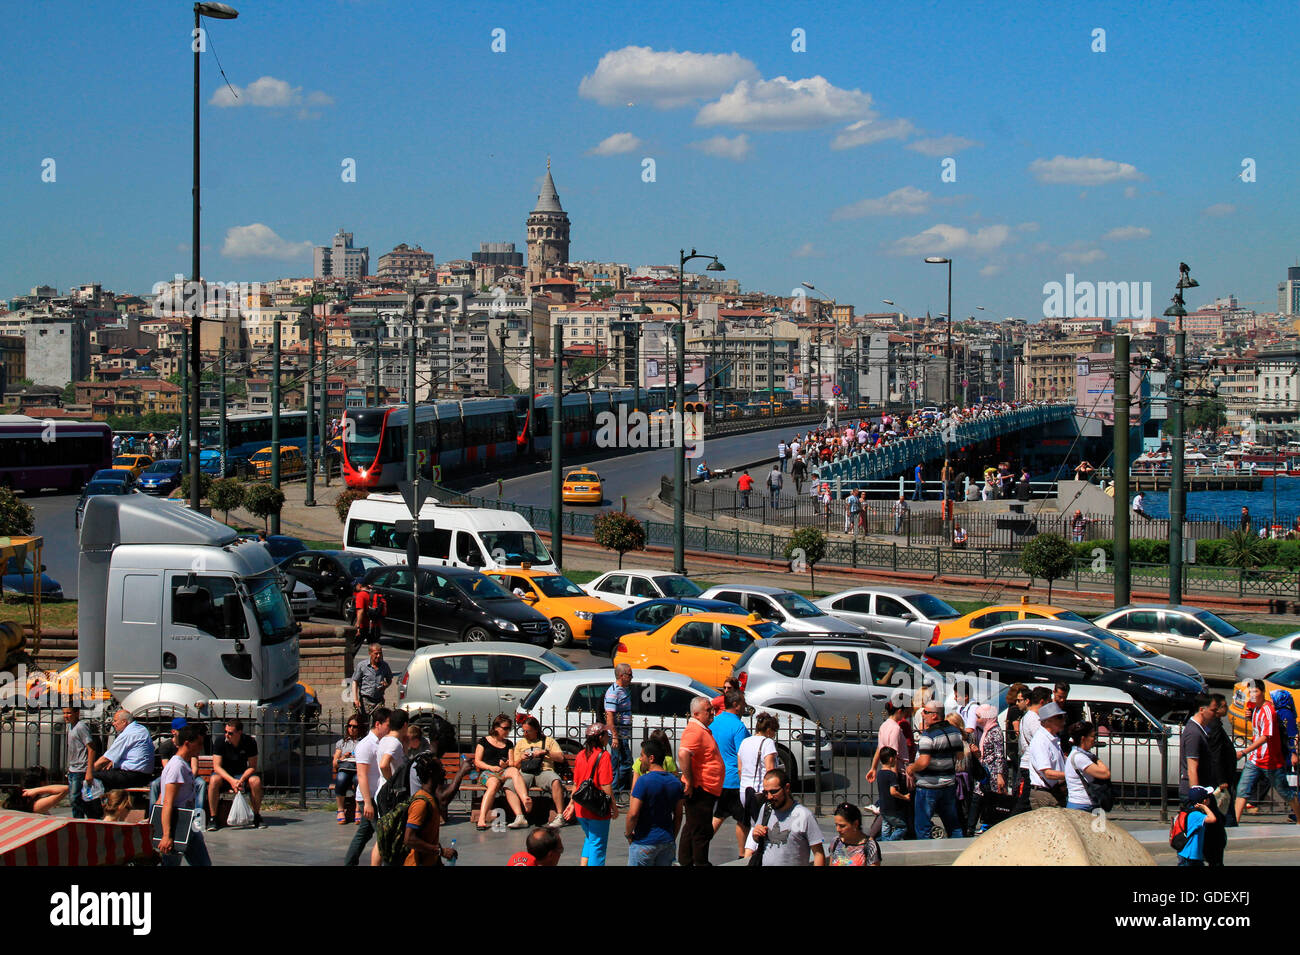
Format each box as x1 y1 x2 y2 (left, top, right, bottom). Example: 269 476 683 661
802 282 842 422
924 257 953 409
1164 262 1198 604
675 248 725 575
189 1 239 512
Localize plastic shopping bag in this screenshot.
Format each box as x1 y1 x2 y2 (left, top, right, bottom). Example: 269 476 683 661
227 791 254 827
82 778 106 803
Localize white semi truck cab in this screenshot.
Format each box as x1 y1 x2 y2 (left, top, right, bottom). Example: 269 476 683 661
78 494 307 721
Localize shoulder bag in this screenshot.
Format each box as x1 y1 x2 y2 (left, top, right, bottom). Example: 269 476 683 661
571 750 611 817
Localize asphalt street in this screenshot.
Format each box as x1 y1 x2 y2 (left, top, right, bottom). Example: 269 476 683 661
465 419 799 518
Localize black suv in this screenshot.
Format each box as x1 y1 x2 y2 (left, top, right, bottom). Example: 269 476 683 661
360 563 553 646
924 625 1203 718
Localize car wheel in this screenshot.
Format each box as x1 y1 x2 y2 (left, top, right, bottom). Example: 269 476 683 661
775 744 798 788
463 625 491 643
551 618 573 648
339 594 356 620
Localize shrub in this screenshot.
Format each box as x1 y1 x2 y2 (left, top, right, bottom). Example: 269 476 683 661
785 527 827 593
1020 533 1074 603
0 487 34 536
178 472 213 501
244 484 286 532
208 478 245 523
334 488 369 525
592 511 646 569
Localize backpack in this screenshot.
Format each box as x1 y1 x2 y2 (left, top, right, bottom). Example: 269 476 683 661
1271 691 1297 763
1074 750 1113 812
376 791 435 866
1169 807 1198 851
375 756 410 817
366 593 387 621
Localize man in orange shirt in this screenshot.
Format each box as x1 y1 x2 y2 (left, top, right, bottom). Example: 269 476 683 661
737 470 754 509
677 696 725 866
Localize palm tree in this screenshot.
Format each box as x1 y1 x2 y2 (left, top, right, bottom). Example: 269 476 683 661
1221 528 1268 570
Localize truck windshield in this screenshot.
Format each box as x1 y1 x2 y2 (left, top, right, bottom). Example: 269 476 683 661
250 577 296 645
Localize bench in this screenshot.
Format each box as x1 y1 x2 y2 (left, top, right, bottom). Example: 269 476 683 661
441 753 579 826
122 756 219 824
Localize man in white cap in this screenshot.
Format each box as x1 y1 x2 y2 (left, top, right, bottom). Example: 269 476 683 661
1026 701 1068 809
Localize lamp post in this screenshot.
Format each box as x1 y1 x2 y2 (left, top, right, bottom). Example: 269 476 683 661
305 306 316 507
190 1 239 513
270 314 281 535
675 248 725 575
1165 263 1198 604
924 257 953 409
371 318 382 404
406 286 418 484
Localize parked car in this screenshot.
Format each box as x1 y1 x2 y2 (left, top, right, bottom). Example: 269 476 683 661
1093 605 1272 684
0 556 63 600
932 602 1092 645
398 642 576 745
582 569 704 607
733 635 983 728
284 577 316 620
199 448 252 477
76 480 134 529
234 532 307 566
250 445 304 479
587 597 750 657
998 682 1182 791
614 612 782 688
136 458 184 496
361 563 553 646
955 619 1206 685
281 549 384 619
484 569 620 647
517 668 832 787
110 454 153 478
814 586 962 653
1235 632 1300 683
924 625 1203 720
699 584 866 636
89 468 135 488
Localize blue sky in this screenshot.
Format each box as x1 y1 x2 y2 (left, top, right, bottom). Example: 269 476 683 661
1 0 1296 319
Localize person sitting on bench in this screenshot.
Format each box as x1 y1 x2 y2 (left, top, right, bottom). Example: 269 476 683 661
207 718 265 830
94 709 156 790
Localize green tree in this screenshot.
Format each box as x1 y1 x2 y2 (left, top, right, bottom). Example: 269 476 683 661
244 483 286 532
1186 396 1226 433
592 511 646 569
785 527 827 593
1220 528 1268 570
60 382 77 404
208 478 246 523
334 488 369 524
1020 533 1074 602
568 357 600 385
0 487 35 536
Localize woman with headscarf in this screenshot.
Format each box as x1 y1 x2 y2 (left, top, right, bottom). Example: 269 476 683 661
969 704 1006 833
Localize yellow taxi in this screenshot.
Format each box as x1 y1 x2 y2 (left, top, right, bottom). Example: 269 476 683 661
930 601 1093 646
561 468 603 505
486 568 619 648
111 454 153 478
1228 668 1300 740
614 612 780 688
250 445 305 479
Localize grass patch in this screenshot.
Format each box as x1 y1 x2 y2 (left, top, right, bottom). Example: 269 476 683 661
3 598 78 629
1228 619 1298 639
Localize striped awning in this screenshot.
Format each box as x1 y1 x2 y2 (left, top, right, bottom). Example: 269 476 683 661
0 811 152 866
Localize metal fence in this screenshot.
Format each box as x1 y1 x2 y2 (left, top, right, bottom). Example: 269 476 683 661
4 704 1287 825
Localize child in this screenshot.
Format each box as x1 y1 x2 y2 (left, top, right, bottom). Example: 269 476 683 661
875 747 911 841
1178 786 1217 866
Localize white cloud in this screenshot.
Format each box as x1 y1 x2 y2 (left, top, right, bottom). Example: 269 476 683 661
579 46 759 109
906 135 980 156
1203 203 1236 217
1124 186 1140 199
792 242 823 258
211 76 333 112
587 132 643 156
696 75 875 131
1059 248 1107 265
830 117 916 150
979 264 1003 277
688 134 751 160
221 223 313 260
1028 155 1144 185
832 186 934 220
888 223 1013 256
1102 226 1151 241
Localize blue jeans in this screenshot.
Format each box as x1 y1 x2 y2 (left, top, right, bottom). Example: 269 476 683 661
912 482 923 501
627 840 675 866
150 775 207 829
335 770 357 797
1067 801 1093 811
913 785 963 839
1237 761 1296 802
880 814 908 841
610 737 631 795
578 817 610 866
779 458 787 472
1177 857 1204 867
160 826 212 867
770 490 781 508
344 816 375 866
68 774 103 820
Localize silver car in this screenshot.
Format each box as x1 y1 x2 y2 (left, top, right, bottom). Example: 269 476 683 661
1093 604 1271 684
814 586 961 654
398 642 575 743
699 584 865 636
1236 632 1300 682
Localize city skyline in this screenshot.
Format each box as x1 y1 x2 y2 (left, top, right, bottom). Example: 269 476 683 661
1 0 1297 318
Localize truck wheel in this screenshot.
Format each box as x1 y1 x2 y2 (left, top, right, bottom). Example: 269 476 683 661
550 618 573 648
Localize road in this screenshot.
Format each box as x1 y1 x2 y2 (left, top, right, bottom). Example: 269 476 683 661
465 420 800 518
27 492 80 599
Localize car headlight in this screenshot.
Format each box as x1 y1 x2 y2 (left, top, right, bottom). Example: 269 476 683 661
574 611 593 621
1141 683 1176 697
493 618 519 632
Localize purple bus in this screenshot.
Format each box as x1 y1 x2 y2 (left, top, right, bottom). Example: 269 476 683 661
0 416 113 492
